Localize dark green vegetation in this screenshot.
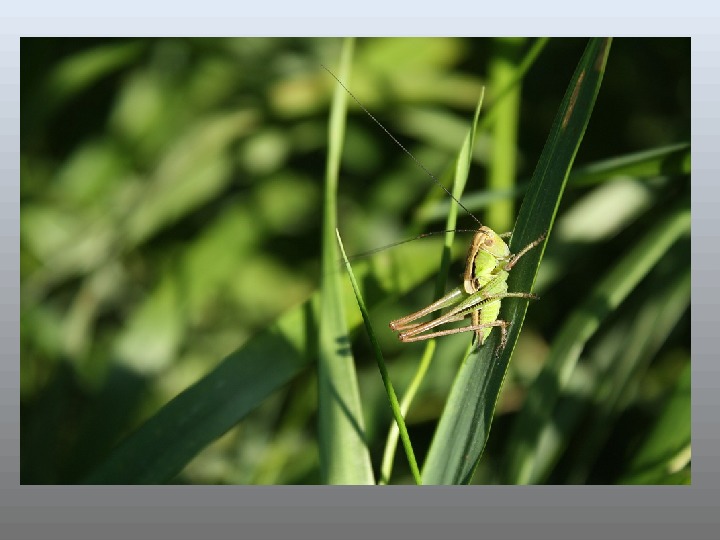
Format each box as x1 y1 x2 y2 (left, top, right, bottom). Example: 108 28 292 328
21 37 690 484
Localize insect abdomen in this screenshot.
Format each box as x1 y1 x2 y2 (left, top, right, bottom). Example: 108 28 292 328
478 275 508 344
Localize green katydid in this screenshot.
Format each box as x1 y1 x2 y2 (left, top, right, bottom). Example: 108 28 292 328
322 65 546 350
390 226 545 349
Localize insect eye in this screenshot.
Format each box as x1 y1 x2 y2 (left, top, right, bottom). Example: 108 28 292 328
484 237 494 247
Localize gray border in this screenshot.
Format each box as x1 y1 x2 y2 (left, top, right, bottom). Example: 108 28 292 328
5 8 717 540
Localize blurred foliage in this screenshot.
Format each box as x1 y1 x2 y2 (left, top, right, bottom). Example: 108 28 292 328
20 37 689 484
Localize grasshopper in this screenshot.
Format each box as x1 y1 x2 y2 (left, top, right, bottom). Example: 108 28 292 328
322 65 545 350
390 226 545 349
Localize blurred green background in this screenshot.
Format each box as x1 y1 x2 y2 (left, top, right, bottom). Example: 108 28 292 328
21 37 690 484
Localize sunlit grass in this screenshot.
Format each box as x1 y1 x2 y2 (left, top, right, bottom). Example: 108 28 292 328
20 37 690 485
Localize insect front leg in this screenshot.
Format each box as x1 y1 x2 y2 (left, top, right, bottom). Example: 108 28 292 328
506 232 547 270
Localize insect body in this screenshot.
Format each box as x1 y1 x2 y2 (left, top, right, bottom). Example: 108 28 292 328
389 227 545 349
322 64 545 350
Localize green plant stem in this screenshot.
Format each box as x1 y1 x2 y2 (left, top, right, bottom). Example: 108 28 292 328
487 37 525 232
336 229 422 485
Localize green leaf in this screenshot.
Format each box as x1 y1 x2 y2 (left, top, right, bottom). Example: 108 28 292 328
422 38 613 485
486 37 525 232
336 229 421 484
84 310 312 484
317 38 375 484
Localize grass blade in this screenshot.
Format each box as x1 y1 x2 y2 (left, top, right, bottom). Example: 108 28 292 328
422 38 613 485
336 229 421 484
318 37 374 484
84 309 312 484
486 37 525 232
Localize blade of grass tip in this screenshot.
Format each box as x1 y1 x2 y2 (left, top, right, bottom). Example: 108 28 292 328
336 229 421 485
422 38 613 485
505 193 690 484
379 86 486 484
318 37 374 485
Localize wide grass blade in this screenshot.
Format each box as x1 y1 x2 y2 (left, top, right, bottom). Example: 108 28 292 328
86 39 378 485
318 37 375 484
84 308 313 484
422 38 613 485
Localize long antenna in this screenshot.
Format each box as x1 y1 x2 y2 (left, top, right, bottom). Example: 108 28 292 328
320 64 482 227
345 229 478 261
